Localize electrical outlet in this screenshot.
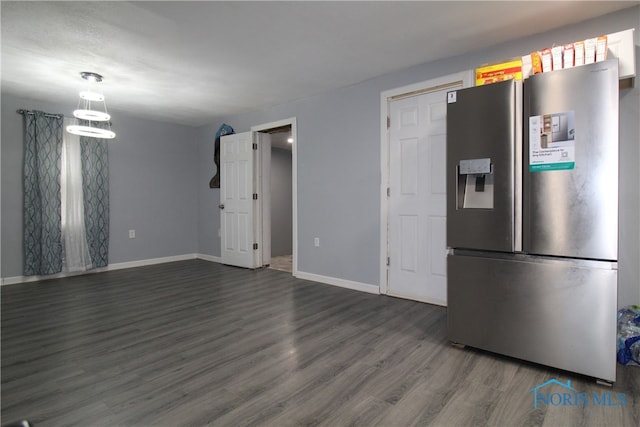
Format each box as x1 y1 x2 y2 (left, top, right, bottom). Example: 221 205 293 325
129 229 136 239
314 237 320 247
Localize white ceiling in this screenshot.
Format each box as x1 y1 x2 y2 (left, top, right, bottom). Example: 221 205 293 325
2 1 636 127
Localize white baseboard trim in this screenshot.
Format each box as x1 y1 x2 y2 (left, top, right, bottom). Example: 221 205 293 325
0 253 204 286
107 254 198 271
1 255 380 299
1 269 104 286
193 258 380 297
295 271 380 295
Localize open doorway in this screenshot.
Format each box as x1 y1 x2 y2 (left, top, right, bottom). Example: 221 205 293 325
252 118 297 274
263 127 292 272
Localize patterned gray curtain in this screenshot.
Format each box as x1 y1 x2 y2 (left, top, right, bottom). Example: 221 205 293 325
80 136 109 267
23 111 63 275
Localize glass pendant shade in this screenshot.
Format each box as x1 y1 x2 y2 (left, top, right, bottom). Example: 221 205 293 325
79 90 105 101
73 109 110 121
66 125 116 139
66 72 116 139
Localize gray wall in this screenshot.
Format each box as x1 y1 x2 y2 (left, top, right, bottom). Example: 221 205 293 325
2 7 638 307
196 125 221 258
270 148 292 257
197 6 640 305
1 93 199 278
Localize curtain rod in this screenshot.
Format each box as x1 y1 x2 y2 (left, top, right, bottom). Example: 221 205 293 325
16 109 64 119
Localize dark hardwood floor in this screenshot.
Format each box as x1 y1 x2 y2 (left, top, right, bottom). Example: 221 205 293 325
2 259 639 426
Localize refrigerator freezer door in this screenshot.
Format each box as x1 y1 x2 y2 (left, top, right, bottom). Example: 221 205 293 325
447 252 617 382
447 80 522 252
523 60 618 260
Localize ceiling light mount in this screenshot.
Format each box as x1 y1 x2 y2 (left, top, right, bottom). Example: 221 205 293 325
80 71 103 83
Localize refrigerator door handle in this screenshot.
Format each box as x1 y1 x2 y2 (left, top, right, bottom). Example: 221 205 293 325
454 165 460 211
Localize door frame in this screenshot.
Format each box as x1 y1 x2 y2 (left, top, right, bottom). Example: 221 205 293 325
379 71 474 294
251 117 298 275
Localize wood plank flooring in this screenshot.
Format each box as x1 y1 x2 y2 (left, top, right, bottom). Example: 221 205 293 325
1 259 639 426
268 255 292 273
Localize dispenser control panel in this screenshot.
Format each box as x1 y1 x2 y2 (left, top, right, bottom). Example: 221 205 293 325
457 158 494 209
459 158 492 175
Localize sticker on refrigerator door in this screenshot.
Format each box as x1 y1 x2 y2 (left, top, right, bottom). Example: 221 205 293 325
529 111 575 172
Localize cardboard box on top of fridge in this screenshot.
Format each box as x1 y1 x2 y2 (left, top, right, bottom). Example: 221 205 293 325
574 40 585 66
540 48 553 73
475 59 523 86
521 54 533 79
596 35 608 62
584 37 597 64
521 51 542 79
563 43 575 69
551 46 564 70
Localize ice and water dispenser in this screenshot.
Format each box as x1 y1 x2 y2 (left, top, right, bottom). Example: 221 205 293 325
456 158 494 209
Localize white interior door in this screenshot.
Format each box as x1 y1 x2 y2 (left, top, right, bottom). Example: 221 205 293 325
387 90 449 305
220 131 259 268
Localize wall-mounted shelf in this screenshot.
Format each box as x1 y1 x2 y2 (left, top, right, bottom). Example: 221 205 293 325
606 29 636 89
515 28 636 89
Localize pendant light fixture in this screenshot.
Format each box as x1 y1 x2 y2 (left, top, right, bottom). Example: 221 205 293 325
66 71 116 139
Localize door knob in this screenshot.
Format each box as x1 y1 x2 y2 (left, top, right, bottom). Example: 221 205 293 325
218 204 225 209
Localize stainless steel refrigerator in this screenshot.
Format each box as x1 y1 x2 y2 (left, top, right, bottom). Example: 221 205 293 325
446 59 619 382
